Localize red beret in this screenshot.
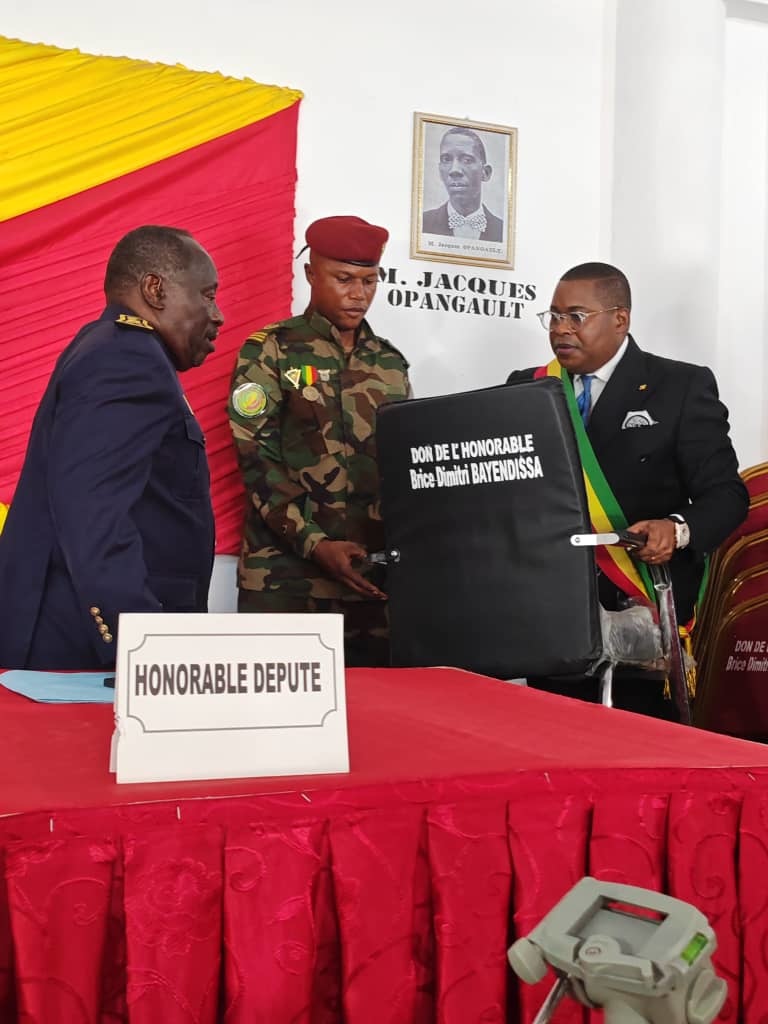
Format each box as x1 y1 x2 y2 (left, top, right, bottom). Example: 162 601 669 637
305 216 389 266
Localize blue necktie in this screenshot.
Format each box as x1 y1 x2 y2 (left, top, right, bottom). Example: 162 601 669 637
576 374 594 425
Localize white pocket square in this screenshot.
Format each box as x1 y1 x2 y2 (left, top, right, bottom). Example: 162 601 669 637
621 410 658 429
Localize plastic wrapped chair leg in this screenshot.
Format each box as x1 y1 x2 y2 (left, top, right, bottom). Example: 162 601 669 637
599 663 614 708
574 532 692 723
649 563 692 725
595 590 690 722
596 605 663 710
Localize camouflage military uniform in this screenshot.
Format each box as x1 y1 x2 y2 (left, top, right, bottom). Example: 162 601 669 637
228 308 410 664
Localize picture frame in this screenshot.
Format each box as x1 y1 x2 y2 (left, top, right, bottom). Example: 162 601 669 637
410 112 517 270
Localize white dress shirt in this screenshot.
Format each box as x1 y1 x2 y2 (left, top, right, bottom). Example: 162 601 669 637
574 336 629 411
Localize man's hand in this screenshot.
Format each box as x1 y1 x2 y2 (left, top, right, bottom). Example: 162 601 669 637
626 519 677 564
312 540 386 599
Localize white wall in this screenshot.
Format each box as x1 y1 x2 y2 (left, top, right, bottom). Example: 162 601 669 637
607 0 768 471
718 6 768 467
612 0 725 372
5 0 767 477
4 0 611 401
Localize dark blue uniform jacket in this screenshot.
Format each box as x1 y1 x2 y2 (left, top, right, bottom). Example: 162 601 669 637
0 306 215 670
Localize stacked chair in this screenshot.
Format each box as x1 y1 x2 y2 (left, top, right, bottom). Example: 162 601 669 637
693 463 768 738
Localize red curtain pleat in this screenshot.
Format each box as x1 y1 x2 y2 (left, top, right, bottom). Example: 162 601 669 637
738 791 768 1022
668 791 742 1023
330 807 434 1024
5 835 116 1021
0 787 763 1021
588 792 668 890
0 104 299 554
426 800 511 1024
586 793 670 1024
123 826 223 1023
101 848 127 1024
223 819 328 1023
0 849 16 1022
507 794 590 1024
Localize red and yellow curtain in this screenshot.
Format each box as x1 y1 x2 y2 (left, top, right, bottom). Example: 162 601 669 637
0 35 302 551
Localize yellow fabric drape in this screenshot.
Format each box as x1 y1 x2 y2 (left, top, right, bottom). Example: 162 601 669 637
0 36 302 223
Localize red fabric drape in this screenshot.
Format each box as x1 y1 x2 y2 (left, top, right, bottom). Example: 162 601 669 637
124 826 223 1022
5 835 117 1021
223 818 336 1022
2 789 767 1023
0 104 299 554
2 666 768 1021
427 800 512 1024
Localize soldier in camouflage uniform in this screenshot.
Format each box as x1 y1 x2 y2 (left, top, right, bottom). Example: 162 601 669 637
228 216 410 666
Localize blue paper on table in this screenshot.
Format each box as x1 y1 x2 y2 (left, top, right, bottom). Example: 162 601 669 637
0 670 116 703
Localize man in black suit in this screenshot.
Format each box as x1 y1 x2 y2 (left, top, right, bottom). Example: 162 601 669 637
422 127 504 242
507 261 748 718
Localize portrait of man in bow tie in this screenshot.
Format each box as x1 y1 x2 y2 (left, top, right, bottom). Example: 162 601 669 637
411 113 516 268
422 126 505 241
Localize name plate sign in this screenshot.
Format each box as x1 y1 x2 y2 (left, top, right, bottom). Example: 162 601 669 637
113 612 347 783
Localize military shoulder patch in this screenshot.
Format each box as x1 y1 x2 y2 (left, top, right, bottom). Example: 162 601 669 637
247 323 280 344
232 382 268 418
116 313 154 331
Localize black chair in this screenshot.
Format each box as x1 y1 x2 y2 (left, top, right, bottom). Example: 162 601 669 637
377 380 675 688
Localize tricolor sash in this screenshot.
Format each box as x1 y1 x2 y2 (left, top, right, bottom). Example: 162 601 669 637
534 360 656 605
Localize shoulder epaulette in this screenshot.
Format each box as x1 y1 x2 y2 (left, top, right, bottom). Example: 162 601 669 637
246 316 311 344
246 322 281 344
116 313 154 331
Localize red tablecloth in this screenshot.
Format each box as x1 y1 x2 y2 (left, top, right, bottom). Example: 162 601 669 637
1 667 768 1023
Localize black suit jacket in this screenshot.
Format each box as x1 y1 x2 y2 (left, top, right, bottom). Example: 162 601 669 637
506 336 748 620
422 202 504 242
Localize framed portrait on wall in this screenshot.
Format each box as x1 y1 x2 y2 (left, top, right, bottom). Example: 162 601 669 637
411 112 517 269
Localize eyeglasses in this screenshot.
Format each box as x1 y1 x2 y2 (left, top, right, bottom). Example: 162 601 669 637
536 307 622 330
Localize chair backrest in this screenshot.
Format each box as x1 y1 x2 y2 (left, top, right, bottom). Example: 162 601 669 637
742 462 768 500
694 530 768 662
694 560 768 668
694 592 768 738
721 493 768 547
377 378 603 679
720 561 768 609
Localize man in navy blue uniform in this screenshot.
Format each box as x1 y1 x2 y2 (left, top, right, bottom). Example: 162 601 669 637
0 225 224 670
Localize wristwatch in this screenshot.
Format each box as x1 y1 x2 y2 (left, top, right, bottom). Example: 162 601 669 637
666 513 690 549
